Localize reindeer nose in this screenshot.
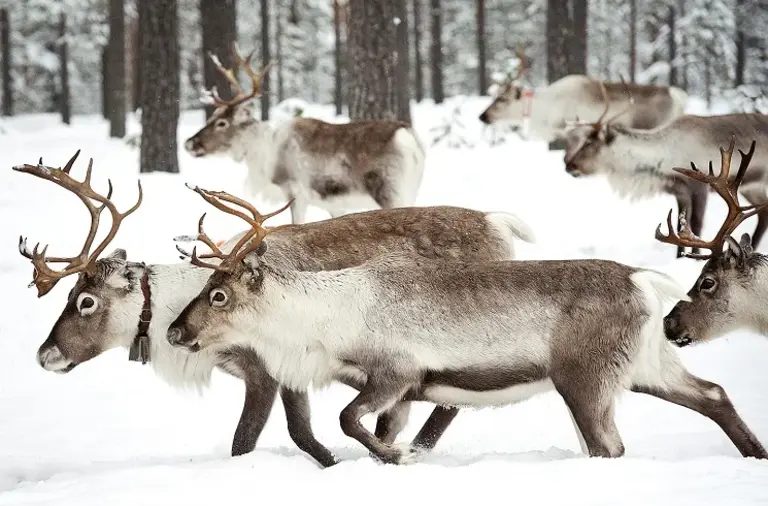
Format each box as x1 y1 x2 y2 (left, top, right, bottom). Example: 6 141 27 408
167 326 185 346
479 111 490 124
184 137 200 153
167 325 201 351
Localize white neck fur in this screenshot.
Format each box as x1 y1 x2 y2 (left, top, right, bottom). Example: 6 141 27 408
140 263 222 392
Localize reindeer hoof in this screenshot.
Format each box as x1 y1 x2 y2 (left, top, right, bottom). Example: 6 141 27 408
368 443 426 465
393 443 427 465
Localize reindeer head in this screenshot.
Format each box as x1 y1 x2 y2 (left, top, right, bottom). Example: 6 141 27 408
166 186 293 351
478 48 531 126
14 151 145 373
184 44 272 159
655 138 768 346
563 79 634 177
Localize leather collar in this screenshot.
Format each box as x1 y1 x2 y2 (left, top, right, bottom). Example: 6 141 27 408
128 269 152 364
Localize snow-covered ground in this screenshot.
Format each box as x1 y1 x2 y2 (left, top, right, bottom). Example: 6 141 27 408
1 98 767 505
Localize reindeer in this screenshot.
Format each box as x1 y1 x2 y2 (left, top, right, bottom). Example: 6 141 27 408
563 83 768 258
14 151 534 468
184 44 425 224
655 138 768 348
166 186 766 465
479 52 688 142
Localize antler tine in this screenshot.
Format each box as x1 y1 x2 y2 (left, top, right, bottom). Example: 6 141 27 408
594 80 611 128
185 184 259 227
654 209 715 256
85 179 143 264
13 152 143 295
183 184 294 273
207 51 245 98
233 43 273 99
666 137 765 258
605 75 635 125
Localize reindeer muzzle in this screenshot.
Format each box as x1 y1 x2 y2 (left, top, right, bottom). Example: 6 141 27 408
167 325 201 352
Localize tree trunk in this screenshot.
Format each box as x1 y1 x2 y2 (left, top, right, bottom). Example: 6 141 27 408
629 0 636 83
58 12 71 125
276 2 284 103
131 14 141 111
333 0 343 115
109 0 126 137
102 46 109 118
735 0 746 86
429 0 443 103
395 0 411 122
347 0 401 120
412 0 423 102
260 0 270 120
476 0 486 95
138 0 179 173
546 0 569 83
571 0 587 75
1 8 12 116
200 0 236 119
547 0 587 149
668 5 677 86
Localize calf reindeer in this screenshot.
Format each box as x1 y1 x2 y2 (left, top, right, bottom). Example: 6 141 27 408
479 53 687 142
184 44 425 224
563 84 768 258
15 151 533 468
168 186 766 464
656 138 768 347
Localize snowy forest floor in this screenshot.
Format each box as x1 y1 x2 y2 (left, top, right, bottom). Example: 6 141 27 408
1 97 767 505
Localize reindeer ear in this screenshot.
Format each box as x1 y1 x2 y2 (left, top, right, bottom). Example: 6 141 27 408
256 241 268 257
107 248 127 261
739 233 753 251
604 125 616 144
724 236 749 269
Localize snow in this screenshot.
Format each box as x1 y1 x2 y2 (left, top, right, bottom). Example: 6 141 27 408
1 100 768 506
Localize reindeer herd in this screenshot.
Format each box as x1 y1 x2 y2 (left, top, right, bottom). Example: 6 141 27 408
11 45 768 469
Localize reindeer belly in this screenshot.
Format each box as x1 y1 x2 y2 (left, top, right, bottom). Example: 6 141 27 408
420 365 553 408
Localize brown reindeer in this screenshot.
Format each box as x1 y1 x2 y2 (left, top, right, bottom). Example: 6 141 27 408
14 150 534 467
656 138 768 347
184 44 425 224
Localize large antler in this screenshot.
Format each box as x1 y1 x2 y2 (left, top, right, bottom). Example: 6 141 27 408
655 137 767 259
14 150 143 296
202 42 273 109
182 184 294 274
493 45 531 87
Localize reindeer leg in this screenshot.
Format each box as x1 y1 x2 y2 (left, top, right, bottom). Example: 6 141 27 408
339 372 421 465
551 354 625 458
631 372 767 459
739 186 768 249
669 183 694 258
280 387 340 467
231 374 279 457
374 401 412 444
411 405 460 450
688 185 709 257
289 197 308 225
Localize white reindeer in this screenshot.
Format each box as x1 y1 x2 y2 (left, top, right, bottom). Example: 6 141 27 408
479 51 688 142
167 186 766 465
184 44 425 224
563 86 768 258
14 151 534 467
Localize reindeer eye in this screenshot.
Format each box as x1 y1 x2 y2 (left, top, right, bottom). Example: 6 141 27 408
76 293 98 316
215 119 229 130
209 288 228 307
699 278 717 291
